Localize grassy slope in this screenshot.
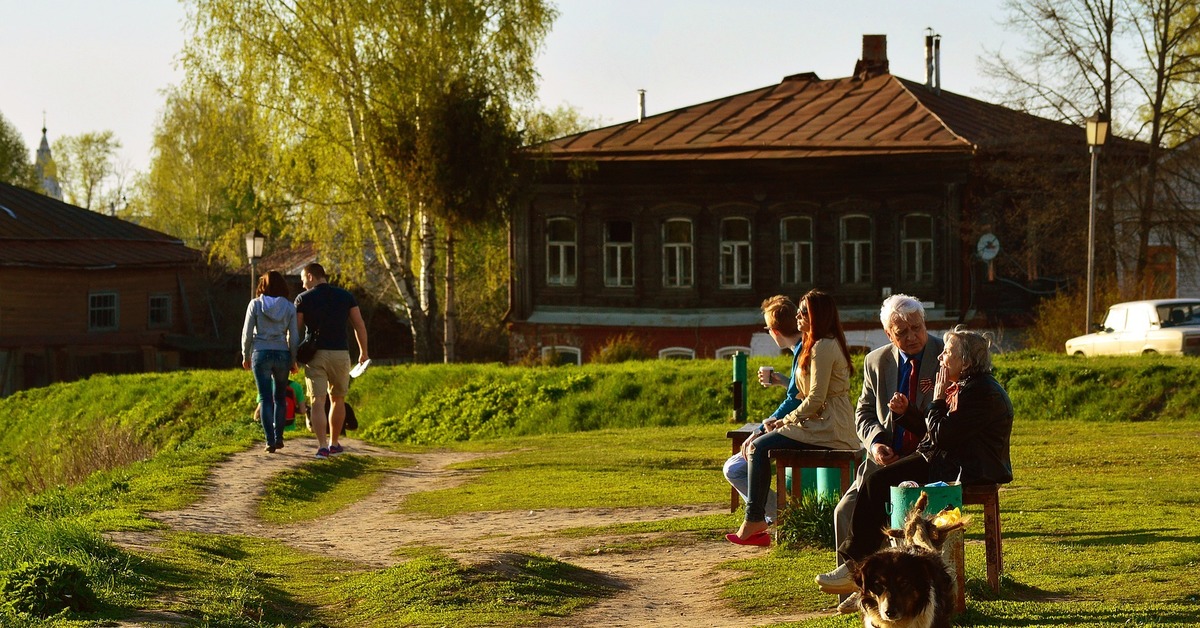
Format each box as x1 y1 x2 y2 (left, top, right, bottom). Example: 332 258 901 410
1 354 1199 626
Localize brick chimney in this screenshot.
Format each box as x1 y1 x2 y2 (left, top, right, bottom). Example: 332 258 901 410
853 34 889 79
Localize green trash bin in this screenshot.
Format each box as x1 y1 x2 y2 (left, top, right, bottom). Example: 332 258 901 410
887 483 962 529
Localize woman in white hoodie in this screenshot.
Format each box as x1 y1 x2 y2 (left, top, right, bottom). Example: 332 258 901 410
242 270 299 452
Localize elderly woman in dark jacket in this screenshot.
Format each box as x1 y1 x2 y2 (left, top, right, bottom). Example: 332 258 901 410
816 326 1013 594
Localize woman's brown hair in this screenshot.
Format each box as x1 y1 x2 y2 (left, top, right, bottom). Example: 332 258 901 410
797 289 852 372
255 270 290 299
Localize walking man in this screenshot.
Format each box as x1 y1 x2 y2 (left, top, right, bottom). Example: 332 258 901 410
294 262 368 459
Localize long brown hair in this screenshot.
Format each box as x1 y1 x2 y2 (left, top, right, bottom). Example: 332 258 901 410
255 270 290 299
797 289 852 372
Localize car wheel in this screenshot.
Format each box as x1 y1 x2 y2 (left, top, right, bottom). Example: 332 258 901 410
1143 349 1158 355
1072 351 1086 357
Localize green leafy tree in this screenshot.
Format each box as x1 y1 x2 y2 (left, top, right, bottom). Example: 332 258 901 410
0 111 34 187
182 0 557 362
52 130 122 211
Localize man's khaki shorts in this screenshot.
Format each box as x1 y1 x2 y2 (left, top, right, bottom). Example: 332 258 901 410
305 350 352 399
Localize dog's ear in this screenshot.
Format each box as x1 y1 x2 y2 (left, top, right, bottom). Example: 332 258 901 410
845 558 864 590
883 527 905 540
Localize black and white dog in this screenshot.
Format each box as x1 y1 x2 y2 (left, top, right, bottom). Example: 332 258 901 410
846 492 965 628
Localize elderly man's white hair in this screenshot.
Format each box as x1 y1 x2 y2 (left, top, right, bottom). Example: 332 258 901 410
879 294 925 328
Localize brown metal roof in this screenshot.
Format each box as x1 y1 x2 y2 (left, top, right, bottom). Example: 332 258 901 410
541 73 1102 161
0 182 202 269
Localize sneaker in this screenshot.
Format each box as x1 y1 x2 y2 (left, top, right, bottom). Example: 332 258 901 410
264 444 276 453
315 448 330 459
837 592 860 614
815 563 856 594
329 444 344 455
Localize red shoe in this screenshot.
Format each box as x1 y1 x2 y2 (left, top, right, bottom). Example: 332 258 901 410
725 530 771 546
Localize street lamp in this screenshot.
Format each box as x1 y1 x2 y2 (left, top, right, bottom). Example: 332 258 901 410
1085 110 1109 334
244 229 266 297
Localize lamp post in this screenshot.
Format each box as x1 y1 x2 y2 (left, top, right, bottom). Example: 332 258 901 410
1085 110 1110 334
244 229 266 297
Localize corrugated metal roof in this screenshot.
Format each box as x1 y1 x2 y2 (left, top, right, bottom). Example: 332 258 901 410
540 73 1099 161
0 182 202 268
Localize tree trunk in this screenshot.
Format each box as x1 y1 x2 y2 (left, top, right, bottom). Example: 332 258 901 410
417 206 441 362
443 225 457 363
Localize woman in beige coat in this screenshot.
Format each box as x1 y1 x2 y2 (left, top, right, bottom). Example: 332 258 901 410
727 289 857 546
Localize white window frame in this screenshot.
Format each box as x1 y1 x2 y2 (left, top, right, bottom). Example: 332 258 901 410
840 215 873 285
780 216 814 285
715 346 751 360
901 214 934 283
148 293 172 329
604 220 635 287
540 345 582 365
89 291 119 332
662 218 694 288
546 217 577 287
658 347 696 360
719 217 752 288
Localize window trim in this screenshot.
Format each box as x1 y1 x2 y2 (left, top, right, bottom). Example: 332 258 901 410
603 220 635 288
715 346 751 360
148 293 172 329
780 216 814 285
545 217 578 287
658 347 696 360
900 213 934 284
540 345 582 365
840 214 873 285
662 218 694 288
88 291 119 332
719 217 752 289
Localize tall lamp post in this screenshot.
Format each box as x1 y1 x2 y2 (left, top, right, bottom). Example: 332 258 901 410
244 229 266 297
1085 110 1109 334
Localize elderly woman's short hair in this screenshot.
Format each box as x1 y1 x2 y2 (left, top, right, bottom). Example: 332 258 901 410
944 325 994 376
880 294 925 329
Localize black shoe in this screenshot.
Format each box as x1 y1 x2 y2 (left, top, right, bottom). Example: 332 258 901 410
274 440 285 450
265 444 276 453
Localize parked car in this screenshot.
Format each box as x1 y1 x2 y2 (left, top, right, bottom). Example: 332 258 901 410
1065 299 1200 356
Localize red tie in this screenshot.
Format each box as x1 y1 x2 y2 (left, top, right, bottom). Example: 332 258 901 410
900 359 920 455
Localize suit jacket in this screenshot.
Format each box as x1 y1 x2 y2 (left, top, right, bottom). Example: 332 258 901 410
918 373 1014 484
852 334 945 482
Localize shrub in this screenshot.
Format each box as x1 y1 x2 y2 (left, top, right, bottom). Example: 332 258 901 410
0 558 96 617
593 333 652 363
1026 281 1122 352
774 490 839 549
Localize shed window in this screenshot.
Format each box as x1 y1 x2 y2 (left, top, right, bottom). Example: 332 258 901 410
546 217 577 287
149 294 172 328
604 220 634 287
840 215 873 285
715 346 751 359
781 216 813 285
541 345 582 366
89 292 119 331
662 219 693 288
658 347 696 360
720 217 752 288
901 214 934 283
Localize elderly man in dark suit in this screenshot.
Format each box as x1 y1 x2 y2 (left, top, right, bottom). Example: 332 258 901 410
824 294 944 610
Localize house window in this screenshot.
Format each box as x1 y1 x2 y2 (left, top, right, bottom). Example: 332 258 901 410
541 345 582 366
715 346 751 359
662 218 693 288
89 292 119 331
901 214 934 283
720 217 752 288
841 215 873 285
658 347 696 360
604 220 634 287
148 294 172 328
781 216 814 285
546 217 577 287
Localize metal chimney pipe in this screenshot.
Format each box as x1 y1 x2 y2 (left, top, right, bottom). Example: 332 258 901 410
638 89 646 123
934 34 942 94
925 29 934 88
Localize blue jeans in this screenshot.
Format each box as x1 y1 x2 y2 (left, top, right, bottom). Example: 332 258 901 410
252 349 291 445
723 453 776 522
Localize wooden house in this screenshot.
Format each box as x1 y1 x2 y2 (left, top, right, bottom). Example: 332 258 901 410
507 35 1100 363
0 182 215 395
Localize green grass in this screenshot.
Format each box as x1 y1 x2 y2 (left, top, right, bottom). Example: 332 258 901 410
258 454 415 524
2 355 1200 626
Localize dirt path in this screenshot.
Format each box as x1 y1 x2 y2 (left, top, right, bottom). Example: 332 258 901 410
109 437 830 627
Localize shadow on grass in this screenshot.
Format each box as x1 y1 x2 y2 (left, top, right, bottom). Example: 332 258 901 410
960 604 1200 626
996 527 1199 547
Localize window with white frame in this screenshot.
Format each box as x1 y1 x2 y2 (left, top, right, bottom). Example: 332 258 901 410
901 214 934 283
715 346 751 360
148 294 172 328
662 218 693 288
658 347 696 360
780 216 814 285
840 215 873 285
89 291 119 331
546 217 577 286
720 217 752 288
540 345 582 366
604 220 634 287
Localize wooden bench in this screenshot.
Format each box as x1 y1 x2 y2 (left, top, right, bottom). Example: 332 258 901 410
951 483 1004 612
768 448 860 514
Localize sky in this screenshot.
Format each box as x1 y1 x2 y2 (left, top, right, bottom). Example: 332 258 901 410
0 0 1016 177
